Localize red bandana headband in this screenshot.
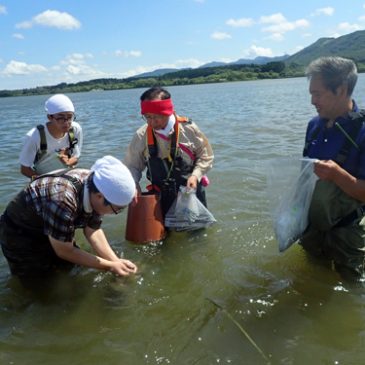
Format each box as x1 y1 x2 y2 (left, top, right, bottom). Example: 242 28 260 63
141 99 174 116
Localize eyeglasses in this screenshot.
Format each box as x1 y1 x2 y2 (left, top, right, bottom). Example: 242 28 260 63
104 198 125 215
141 114 165 122
51 114 76 123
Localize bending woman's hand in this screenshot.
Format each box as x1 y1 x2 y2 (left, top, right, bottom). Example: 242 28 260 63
109 259 138 277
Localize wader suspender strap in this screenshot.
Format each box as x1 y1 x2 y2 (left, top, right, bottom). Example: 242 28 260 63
146 122 179 181
334 109 365 227
334 110 365 165
34 125 77 163
35 125 47 163
147 121 180 159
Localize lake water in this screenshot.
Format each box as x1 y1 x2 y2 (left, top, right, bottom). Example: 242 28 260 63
1 76 365 365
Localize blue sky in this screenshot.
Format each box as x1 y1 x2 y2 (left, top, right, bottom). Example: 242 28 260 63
1 0 365 90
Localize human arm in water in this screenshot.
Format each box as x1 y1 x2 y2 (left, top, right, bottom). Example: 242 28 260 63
48 227 137 276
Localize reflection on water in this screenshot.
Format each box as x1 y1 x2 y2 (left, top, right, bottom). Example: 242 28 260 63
1 77 365 364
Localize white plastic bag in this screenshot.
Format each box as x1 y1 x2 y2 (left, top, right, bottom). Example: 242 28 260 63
165 186 216 231
270 158 319 252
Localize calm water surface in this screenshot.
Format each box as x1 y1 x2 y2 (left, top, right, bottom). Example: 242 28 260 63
1 76 365 365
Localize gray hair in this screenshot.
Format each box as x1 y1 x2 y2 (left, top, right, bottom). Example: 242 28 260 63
305 56 358 96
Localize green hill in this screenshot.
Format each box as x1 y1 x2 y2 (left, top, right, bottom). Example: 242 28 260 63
286 30 365 66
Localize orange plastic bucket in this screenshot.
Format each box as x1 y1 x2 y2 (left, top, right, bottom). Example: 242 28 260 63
125 193 166 244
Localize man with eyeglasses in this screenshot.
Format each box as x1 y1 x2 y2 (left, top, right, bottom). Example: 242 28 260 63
0 155 138 286
19 93 83 179
124 86 214 216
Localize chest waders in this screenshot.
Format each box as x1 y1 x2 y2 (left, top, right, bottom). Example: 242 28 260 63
300 110 365 279
146 117 206 215
0 172 83 277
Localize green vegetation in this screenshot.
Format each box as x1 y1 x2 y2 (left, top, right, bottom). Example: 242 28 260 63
0 62 305 97
1 29 365 98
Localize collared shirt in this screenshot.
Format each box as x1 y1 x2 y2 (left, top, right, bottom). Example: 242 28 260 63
304 100 365 179
124 115 214 182
24 168 102 242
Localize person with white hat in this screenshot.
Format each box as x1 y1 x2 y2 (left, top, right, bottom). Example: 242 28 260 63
19 93 83 179
0 155 138 285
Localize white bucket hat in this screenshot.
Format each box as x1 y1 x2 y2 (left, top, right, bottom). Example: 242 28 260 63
91 156 136 206
45 94 75 115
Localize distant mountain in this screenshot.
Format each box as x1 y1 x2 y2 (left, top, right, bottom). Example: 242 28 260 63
198 61 227 68
132 30 365 79
230 55 290 65
132 68 182 78
134 55 290 78
286 30 365 66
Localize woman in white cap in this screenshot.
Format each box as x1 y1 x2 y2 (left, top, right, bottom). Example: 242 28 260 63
19 93 83 179
0 156 138 286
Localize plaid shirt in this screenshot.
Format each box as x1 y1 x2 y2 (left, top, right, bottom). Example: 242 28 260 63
25 169 102 242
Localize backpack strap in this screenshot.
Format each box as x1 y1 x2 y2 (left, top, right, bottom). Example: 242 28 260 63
67 126 78 157
34 124 47 163
32 169 83 192
334 110 365 165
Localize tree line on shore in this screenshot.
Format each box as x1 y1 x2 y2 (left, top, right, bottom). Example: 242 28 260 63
1 60 364 98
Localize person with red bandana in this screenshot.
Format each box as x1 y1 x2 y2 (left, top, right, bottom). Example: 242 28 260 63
300 57 365 281
19 94 83 179
123 86 214 216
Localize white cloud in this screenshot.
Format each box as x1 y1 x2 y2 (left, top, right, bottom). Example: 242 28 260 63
59 53 105 78
211 31 231 40
12 33 24 40
262 18 310 34
2 60 47 75
115 50 142 57
16 10 81 30
226 18 254 28
243 45 273 58
259 13 310 40
337 22 361 32
0 5 7 14
312 7 335 16
260 13 286 24
359 15 365 21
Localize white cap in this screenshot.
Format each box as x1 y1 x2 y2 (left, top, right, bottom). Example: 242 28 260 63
45 94 75 115
91 155 136 206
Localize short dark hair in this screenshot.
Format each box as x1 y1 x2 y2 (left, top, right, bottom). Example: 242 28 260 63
140 86 171 101
305 56 358 96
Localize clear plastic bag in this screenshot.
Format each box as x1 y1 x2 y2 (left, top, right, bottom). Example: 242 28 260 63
34 153 67 175
269 158 319 252
165 186 216 231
